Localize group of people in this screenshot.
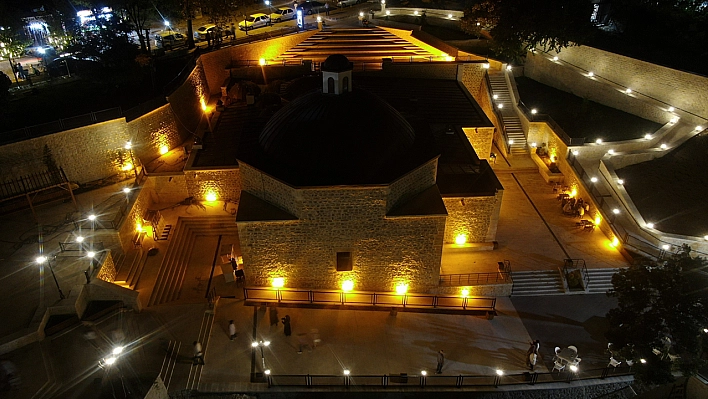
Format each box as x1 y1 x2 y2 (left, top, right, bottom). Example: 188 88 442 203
561 196 589 217
13 62 41 81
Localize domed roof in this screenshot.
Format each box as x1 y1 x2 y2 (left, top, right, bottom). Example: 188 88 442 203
321 54 353 73
258 88 416 186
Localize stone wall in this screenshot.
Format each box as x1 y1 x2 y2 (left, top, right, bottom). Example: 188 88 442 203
238 174 445 293
443 192 501 244
458 64 500 161
167 66 208 136
386 158 438 212
184 168 241 202
463 127 494 159
95 251 117 283
0 119 130 184
149 174 189 206
127 105 186 164
239 162 298 215
198 30 319 95
524 46 708 126
119 177 154 252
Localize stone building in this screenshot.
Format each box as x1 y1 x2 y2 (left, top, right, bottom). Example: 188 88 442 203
234 55 503 293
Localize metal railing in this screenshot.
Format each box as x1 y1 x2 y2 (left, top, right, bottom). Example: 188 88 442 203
265 366 634 387
563 259 589 290
484 71 510 154
438 272 511 286
243 287 496 312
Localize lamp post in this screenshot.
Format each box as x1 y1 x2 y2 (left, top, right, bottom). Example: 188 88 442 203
36 255 65 299
252 340 270 370
124 141 139 184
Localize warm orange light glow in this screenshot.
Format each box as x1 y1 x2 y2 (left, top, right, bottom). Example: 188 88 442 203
461 288 470 297
159 145 169 155
200 98 207 112
595 215 602 225
611 237 620 247
341 280 354 292
395 283 408 295
136 223 143 232
205 192 218 202
455 234 467 245
259 58 266 66
271 278 284 288
570 188 578 198
122 163 133 171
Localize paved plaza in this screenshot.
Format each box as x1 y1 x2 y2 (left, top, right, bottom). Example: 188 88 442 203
0 150 632 398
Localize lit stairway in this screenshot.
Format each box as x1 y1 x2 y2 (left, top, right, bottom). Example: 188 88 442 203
585 268 621 294
511 270 564 296
488 72 527 155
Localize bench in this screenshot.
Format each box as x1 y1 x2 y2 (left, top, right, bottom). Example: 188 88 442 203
132 231 146 248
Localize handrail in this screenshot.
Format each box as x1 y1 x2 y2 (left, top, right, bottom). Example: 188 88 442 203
563 258 588 289
438 272 511 286
243 287 496 312
484 71 510 154
265 366 634 387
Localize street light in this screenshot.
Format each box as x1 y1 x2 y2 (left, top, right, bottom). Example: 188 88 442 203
252 340 270 370
124 141 139 184
36 255 65 299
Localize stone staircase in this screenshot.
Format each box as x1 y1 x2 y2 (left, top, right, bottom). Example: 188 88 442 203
585 268 620 294
489 72 527 155
114 249 148 289
511 270 565 296
147 216 238 307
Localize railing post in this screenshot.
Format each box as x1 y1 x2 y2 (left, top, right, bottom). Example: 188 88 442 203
306 374 311 386
383 374 388 386
420 374 426 387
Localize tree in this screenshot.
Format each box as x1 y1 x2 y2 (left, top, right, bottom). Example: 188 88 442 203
460 0 595 62
0 2 32 83
606 246 708 385
111 0 155 53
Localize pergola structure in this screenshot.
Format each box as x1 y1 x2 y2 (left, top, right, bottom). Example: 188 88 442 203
0 168 77 220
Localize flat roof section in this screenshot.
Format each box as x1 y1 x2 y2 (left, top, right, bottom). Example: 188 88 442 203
617 133 708 237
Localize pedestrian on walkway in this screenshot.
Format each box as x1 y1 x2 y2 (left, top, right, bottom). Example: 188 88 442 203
436 350 445 374
325 2 330 15
269 307 279 327
228 320 237 340
528 349 538 371
193 341 205 365
281 315 292 336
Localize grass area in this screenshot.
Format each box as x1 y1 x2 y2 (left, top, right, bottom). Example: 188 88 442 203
514 77 663 142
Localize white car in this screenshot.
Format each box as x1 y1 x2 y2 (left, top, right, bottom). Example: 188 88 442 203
269 7 295 23
155 31 186 50
337 0 359 7
239 13 271 30
194 24 219 41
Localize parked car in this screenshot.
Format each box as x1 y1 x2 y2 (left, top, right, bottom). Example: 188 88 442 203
298 1 327 15
194 24 219 41
154 31 186 50
46 56 95 77
269 7 295 22
238 13 271 30
336 0 359 7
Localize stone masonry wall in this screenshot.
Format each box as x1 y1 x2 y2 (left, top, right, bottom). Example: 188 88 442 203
238 174 445 293
458 64 500 161
149 174 189 206
462 127 494 159
386 158 438 212
127 105 187 164
184 168 241 202
239 162 298 215
443 194 500 243
198 30 319 95
0 119 130 184
119 177 154 252
524 46 708 126
167 65 208 136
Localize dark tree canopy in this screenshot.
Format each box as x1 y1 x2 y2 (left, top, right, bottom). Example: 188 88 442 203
606 246 708 385
460 0 596 62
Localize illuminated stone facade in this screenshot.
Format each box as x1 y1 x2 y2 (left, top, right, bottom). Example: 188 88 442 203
238 163 446 293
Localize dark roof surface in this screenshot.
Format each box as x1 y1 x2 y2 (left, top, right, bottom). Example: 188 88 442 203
387 185 448 217
617 133 708 237
321 54 353 72
235 191 298 222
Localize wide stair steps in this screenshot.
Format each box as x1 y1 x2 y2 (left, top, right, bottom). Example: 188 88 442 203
114 249 148 289
489 72 527 155
148 216 238 307
511 270 565 296
585 268 620 294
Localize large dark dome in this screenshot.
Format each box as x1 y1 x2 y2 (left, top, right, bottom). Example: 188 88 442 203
258 88 416 186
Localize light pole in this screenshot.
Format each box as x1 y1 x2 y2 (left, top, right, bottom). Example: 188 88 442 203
251 340 270 370
124 141 139 184
36 255 65 299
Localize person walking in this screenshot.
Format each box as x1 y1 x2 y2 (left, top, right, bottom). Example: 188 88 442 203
528 349 538 371
436 350 445 374
281 315 292 336
228 320 237 340
325 2 330 15
269 307 279 327
193 341 205 365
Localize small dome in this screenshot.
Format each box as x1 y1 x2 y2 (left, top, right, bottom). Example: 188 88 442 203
258 88 416 186
321 54 353 73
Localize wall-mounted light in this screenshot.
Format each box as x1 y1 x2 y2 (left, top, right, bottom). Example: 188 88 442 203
595 138 603 144
341 280 354 292
271 277 285 288
455 234 467 245
587 72 594 77
668 106 675 112
395 283 408 295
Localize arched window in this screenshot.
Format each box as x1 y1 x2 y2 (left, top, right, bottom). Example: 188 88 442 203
343 77 349 93
327 77 335 93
